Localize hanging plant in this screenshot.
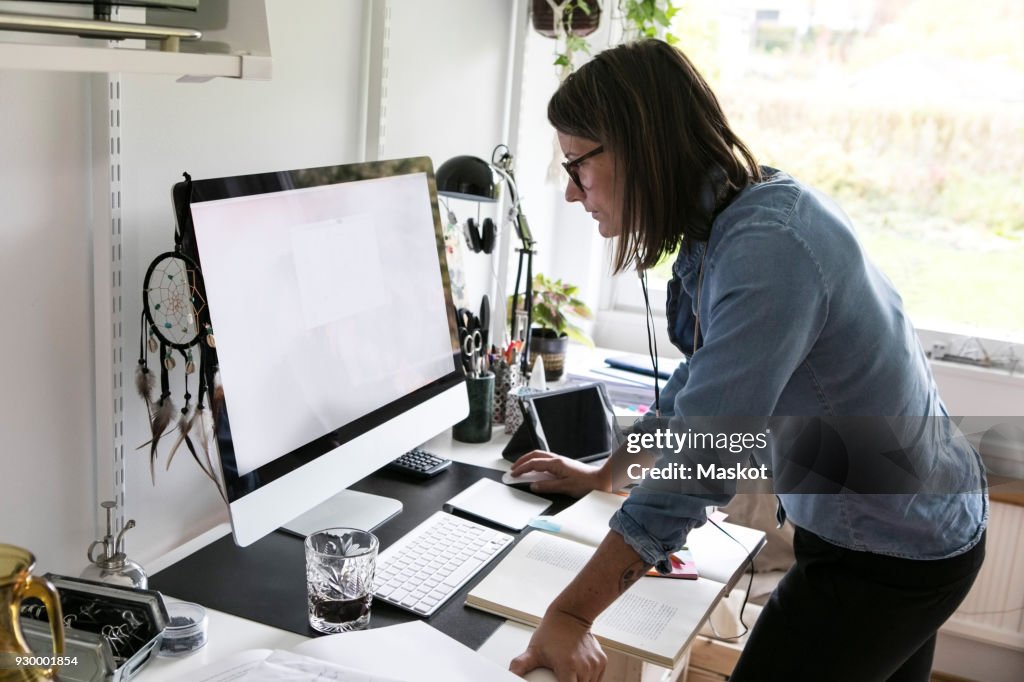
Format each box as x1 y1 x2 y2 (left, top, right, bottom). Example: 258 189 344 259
531 1 682 81
531 0 602 39
531 0 603 78
619 0 680 45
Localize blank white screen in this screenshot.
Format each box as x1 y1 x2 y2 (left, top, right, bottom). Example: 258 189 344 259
191 172 453 477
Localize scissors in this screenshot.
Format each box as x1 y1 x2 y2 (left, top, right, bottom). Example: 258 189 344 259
461 327 484 377
456 307 483 376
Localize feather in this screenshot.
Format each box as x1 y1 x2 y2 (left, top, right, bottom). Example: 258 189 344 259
182 432 210 483
209 371 225 422
165 407 195 471
192 406 214 474
192 407 229 506
182 422 229 504
149 397 176 485
135 364 155 408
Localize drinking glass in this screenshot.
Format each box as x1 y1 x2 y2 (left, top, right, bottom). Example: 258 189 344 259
304 529 378 633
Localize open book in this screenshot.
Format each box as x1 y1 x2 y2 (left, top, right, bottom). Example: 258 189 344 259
466 491 765 669
174 621 523 682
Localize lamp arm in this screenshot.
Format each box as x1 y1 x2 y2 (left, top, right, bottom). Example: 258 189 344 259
490 164 534 249
522 246 534 376
490 165 520 213
489 149 537 375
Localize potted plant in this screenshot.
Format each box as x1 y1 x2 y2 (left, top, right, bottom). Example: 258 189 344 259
517 273 594 381
531 1 680 79
532 0 602 39
531 0 602 79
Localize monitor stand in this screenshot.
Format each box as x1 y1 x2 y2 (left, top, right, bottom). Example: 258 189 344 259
281 489 402 537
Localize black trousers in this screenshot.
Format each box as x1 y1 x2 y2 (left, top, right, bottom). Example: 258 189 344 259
730 525 985 682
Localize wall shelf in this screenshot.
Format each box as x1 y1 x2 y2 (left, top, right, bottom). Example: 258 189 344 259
0 40 269 79
0 0 271 80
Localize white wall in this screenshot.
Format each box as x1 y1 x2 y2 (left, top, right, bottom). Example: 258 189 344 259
0 70 97 572
0 0 516 574
118 0 373 569
381 0 516 316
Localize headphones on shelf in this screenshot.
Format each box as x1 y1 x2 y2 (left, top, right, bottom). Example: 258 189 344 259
464 217 496 255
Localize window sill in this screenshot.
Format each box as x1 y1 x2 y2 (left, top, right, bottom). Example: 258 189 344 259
930 357 1024 388
595 308 1024 386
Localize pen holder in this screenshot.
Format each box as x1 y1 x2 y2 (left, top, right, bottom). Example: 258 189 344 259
491 359 522 426
453 372 494 443
504 384 542 435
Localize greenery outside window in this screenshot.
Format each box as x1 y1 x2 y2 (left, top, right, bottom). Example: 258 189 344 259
608 0 1024 355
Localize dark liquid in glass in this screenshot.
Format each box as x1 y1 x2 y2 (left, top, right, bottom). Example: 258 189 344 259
312 596 370 623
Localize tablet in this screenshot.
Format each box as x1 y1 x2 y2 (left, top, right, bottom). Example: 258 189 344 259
519 383 621 463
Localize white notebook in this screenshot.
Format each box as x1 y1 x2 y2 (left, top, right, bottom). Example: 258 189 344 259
444 478 552 531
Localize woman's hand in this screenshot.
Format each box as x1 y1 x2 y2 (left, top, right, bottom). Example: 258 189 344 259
509 450 612 498
509 608 607 682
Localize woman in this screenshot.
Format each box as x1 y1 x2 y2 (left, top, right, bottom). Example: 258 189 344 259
508 40 987 682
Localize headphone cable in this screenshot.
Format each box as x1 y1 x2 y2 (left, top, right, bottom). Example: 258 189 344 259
704 517 756 642
639 268 661 416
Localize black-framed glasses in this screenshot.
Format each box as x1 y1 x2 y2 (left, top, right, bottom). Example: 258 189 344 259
561 145 604 191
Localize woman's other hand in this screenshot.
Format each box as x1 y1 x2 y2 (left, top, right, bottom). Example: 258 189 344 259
509 450 612 497
509 608 607 682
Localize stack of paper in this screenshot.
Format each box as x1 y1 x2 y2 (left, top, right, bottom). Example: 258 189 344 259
175 621 523 682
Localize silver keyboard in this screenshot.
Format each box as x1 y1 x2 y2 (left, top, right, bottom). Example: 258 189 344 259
373 511 514 616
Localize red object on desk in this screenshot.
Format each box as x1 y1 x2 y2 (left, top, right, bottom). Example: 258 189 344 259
647 552 699 580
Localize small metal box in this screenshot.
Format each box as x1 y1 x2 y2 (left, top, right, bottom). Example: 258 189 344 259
20 574 168 682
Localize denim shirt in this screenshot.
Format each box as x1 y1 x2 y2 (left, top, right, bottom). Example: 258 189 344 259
609 168 988 571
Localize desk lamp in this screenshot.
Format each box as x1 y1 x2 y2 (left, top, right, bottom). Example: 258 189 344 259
436 145 536 376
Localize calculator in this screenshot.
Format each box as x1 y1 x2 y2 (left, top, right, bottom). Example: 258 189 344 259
384 448 452 479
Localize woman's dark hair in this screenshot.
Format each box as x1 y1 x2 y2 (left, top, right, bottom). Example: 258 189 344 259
548 39 761 273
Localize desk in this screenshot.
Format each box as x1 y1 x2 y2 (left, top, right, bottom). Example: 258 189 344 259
134 605 307 682
149 460 576 650
145 431 762 680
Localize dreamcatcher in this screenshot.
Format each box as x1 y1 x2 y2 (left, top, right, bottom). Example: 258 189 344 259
136 173 226 503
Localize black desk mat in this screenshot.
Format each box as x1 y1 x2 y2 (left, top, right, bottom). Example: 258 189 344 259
149 461 572 650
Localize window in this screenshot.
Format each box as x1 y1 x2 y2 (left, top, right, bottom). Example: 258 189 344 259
610 0 1024 348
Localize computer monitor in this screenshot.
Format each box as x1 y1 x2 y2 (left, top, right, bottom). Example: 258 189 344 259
173 157 468 547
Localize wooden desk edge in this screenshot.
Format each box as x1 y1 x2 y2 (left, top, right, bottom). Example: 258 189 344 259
988 475 1024 507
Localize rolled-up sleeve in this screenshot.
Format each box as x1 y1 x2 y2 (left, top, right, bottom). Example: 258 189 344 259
610 487 711 573
612 362 732 573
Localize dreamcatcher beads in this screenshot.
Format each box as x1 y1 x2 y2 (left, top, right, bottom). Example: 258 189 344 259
204 324 216 348
163 349 176 371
